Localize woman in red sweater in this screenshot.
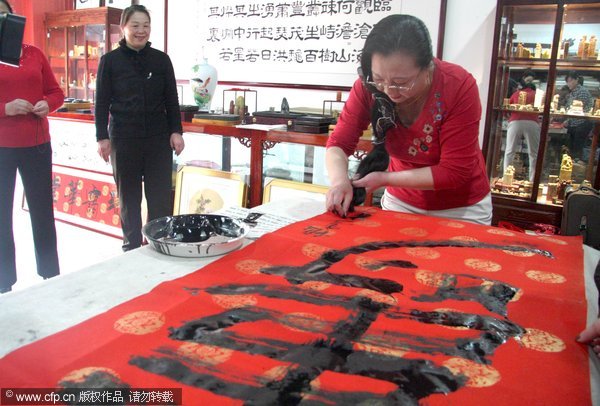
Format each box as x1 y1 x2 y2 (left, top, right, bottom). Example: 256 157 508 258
326 15 491 224
0 0 64 293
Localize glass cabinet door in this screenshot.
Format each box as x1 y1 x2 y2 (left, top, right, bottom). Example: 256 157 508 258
66 25 86 100
46 7 123 105
108 24 121 52
46 27 67 95
488 5 557 200
485 0 600 228
85 24 104 101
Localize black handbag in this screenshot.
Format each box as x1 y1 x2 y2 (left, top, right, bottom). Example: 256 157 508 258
561 185 600 249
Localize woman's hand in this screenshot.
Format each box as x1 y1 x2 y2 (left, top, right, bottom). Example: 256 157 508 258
4 99 33 116
97 139 111 163
326 178 353 218
577 318 600 357
352 171 389 194
170 133 185 155
32 100 50 117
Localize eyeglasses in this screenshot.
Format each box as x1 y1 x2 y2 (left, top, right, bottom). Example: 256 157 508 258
365 73 420 93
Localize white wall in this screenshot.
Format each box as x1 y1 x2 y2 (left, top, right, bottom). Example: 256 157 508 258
443 0 497 145
175 1 499 139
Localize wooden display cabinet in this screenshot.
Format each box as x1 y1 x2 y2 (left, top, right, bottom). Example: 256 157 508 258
45 7 122 102
483 0 600 230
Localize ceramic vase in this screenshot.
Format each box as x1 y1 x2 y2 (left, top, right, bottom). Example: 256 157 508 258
190 57 218 111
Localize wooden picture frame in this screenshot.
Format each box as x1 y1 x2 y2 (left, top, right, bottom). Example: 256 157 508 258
27 164 122 238
173 166 247 215
262 178 328 204
75 0 104 9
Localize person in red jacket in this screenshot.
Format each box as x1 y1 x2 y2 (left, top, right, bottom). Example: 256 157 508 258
326 14 491 224
0 0 64 293
503 77 541 183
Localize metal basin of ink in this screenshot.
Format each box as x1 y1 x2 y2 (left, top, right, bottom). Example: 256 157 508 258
142 214 249 258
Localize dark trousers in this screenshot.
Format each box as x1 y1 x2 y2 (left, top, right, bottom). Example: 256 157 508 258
0 143 60 289
567 120 594 161
110 136 173 251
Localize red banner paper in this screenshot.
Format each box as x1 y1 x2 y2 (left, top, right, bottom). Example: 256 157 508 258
0 208 591 405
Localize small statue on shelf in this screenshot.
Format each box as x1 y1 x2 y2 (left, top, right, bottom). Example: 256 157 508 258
502 165 515 185
559 153 573 182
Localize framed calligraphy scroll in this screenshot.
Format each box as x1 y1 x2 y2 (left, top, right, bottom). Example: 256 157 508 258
168 0 443 86
43 164 122 238
173 166 247 215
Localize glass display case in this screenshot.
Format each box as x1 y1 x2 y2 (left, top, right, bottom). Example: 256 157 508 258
483 0 600 229
45 7 122 103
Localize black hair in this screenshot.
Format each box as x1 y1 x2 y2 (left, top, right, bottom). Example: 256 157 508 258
565 70 580 82
521 82 536 91
120 4 150 26
522 69 535 80
360 14 433 81
0 0 13 13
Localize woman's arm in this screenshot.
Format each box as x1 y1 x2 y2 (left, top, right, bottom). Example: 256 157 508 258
352 166 434 193
325 146 353 216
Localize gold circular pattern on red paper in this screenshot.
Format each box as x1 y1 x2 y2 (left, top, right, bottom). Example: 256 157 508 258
415 270 453 288
60 367 120 384
113 311 165 335
394 213 420 221
62 202 69 212
301 243 331 259
353 219 381 228
538 236 568 246
299 281 331 291
64 186 71 195
354 341 407 357
502 248 535 257
405 247 441 260
438 220 466 229
279 312 329 333
212 294 258 309
112 214 120 225
399 227 428 237
355 255 386 271
260 365 292 383
434 308 469 330
309 377 322 391
75 196 82 207
235 259 272 275
511 288 524 301
520 328 566 352
77 180 84 190
102 185 110 196
481 281 523 302
177 343 233 366
450 235 479 243
487 228 516 237
100 203 107 214
443 358 501 387
525 270 567 284
356 289 397 305
464 258 502 273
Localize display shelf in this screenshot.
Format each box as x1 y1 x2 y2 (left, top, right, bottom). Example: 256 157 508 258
45 7 122 102
483 0 600 229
